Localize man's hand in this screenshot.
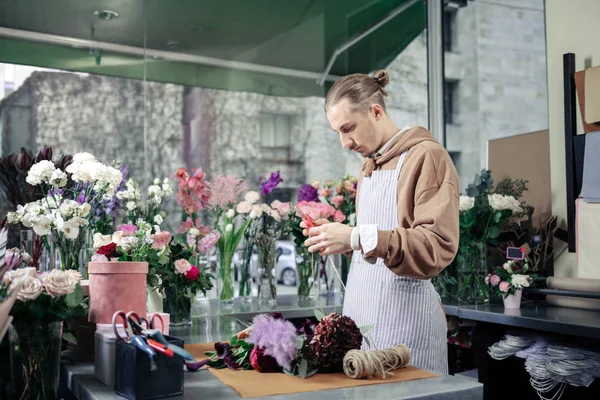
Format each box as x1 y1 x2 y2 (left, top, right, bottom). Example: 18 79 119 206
303 222 353 256
299 218 330 236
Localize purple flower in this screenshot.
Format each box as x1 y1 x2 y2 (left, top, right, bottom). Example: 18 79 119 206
246 314 298 370
297 184 319 203
260 171 283 195
297 319 316 339
215 342 231 359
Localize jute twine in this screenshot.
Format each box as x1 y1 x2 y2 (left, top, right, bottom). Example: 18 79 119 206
343 344 411 379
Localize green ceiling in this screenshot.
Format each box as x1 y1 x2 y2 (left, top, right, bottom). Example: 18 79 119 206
0 0 426 97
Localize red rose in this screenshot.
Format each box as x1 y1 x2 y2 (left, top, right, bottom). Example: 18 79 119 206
250 347 281 373
97 242 118 257
185 265 199 280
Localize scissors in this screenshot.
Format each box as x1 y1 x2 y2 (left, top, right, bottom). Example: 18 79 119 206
126 311 195 362
296 206 315 230
112 310 158 370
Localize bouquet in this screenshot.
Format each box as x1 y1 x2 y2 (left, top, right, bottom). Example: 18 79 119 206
313 176 358 227
6 152 123 271
486 259 535 298
116 177 173 227
90 161 129 234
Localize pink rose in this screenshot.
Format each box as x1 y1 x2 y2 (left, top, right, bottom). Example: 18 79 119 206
333 210 346 223
117 224 138 236
185 265 199 280
174 259 192 274
490 275 501 286
319 188 331 198
332 195 344 208
277 202 291 216
499 281 510 293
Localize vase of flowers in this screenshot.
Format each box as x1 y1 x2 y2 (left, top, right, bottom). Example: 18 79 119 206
1 268 87 400
487 259 534 309
296 246 320 300
255 233 277 305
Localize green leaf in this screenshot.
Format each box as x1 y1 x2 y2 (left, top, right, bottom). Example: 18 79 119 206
488 226 501 239
364 336 371 348
65 284 84 308
314 309 324 321
63 332 78 345
230 336 238 346
295 336 305 350
493 211 502 223
298 359 308 379
359 325 374 335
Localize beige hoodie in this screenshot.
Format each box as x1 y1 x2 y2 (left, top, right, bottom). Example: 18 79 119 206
354 126 460 279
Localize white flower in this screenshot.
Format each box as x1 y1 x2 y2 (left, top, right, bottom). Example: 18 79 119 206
12 276 44 302
154 214 164 225
112 231 124 246
3 267 37 287
226 209 235 219
488 194 523 214
261 203 272 213
126 201 137 211
189 228 201 236
236 201 252 214
271 200 282 209
72 152 97 163
92 254 109 262
93 233 112 250
459 196 475 211
43 269 78 297
32 215 52 236
120 236 139 252
225 224 233 232
77 203 91 218
511 274 531 289
270 209 281 222
249 205 263 219
49 169 68 187
154 178 161 185
26 160 56 186
503 261 514 273
60 219 81 240
245 191 260 204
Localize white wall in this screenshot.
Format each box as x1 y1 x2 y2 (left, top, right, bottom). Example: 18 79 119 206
546 0 600 277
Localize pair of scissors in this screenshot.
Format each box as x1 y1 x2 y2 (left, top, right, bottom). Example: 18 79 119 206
125 311 195 362
296 206 315 230
112 310 158 371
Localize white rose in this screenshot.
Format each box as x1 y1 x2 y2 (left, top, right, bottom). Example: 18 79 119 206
226 209 235 219
13 276 44 302
245 191 260 204
154 214 164 225
459 196 475 211
506 196 523 214
511 274 531 289
488 194 511 211
43 269 78 297
112 231 124 246
93 233 113 250
189 228 201 236
3 267 37 287
225 224 233 232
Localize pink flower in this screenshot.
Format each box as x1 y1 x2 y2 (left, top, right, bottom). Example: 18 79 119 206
319 188 331 198
499 281 510 293
236 201 252 214
207 174 249 210
333 210 346 223
490 275 501 286
198 231 220 253
178 217 195 233
175 167 210 215
296 201 339 221
276 202 291 216
117 224 138 236
332 195 344 208
174 259 192 274
185 265 199 280
151 231 172 250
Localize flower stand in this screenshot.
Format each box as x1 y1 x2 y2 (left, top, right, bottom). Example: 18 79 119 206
503 289 523 309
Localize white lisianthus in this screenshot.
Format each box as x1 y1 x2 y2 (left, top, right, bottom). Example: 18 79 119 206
26 160 56 186
225 224 233 232
154 214 164 225
13 276 44 302
459 196 475 211
43 269 79 297
126 201 137 211
511 274 531 289
93 233 112 250
226 209 235 219
245 191 260 204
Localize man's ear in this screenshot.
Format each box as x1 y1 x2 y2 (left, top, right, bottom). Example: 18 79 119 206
370 103 384 120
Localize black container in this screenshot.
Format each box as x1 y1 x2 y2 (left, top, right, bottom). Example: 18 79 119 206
114 335 184 400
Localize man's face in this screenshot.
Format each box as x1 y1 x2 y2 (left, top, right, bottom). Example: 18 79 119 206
326 99 380 157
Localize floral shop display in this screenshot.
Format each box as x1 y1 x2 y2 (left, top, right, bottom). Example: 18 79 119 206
0 267 87 399
486 259 535 308
91 221 214 325
116 176 173 228
206 174 253 305
435 170 527 305
6 152 124 275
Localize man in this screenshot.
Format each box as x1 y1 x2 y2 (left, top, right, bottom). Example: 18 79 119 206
303 70 459 374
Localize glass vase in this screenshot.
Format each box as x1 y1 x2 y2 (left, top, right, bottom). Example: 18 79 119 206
163 286 192 326
297 246 319 300
53 230 87 272
456 240 490 305
237 238 254 302
217 248 235 306
256 236 277 305
20 229 54 272
9 321 63 400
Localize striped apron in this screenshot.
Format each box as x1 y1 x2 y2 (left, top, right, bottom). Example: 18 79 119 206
343 150 448 374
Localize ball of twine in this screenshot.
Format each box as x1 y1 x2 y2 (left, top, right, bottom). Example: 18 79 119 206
343 344 411 379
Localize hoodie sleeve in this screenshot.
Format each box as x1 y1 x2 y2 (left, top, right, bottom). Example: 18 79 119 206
362 145 460 279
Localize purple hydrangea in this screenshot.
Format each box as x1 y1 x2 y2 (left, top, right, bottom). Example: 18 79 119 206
297 184 319 202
